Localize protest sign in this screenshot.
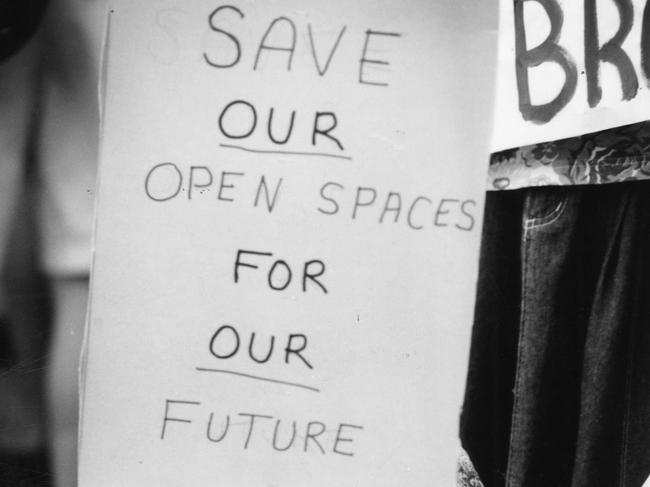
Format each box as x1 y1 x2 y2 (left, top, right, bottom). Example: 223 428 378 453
79 1 497 485
493 0 650 151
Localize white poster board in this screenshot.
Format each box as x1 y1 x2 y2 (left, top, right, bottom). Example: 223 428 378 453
493 0 650 151
79 1 497 485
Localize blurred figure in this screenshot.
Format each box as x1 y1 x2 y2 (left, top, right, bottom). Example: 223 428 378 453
39 2 103 482
0 0 105 485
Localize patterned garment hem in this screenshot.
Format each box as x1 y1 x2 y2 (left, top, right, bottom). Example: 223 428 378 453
458 449 485 487
489 120 650 190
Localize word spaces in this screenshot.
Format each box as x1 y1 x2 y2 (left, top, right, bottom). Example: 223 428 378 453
143 163 476 232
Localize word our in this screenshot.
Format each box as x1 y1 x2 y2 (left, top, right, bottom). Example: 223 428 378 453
218 99 345 152
209 324 313 369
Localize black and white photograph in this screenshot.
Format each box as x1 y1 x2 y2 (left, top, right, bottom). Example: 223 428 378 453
0 1 648 486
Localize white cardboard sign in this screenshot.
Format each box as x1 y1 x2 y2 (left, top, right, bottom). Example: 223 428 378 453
493 0 650 151
79 1 497 485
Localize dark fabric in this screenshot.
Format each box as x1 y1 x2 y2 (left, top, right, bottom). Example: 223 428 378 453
0 450 51 486
0 170 52 482
461 182 650 487
460 190 524 487
0 0 49 62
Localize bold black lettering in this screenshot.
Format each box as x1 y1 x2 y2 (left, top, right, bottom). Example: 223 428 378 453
203 6 244 68
642 0 650 83
585 0 637 107
514 0 577 123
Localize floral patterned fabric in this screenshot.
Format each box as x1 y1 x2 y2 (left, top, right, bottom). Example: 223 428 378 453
489 121 650 190
458 449 485 487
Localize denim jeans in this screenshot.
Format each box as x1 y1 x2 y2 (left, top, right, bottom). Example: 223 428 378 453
460 183 650 487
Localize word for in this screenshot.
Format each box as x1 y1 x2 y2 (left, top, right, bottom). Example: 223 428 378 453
318 182 476 231
209 324 313 369
516 0 650 123
234 249 327 293
218 99 344 151
203 5 402 86
144 163 282 211
161 400 364 456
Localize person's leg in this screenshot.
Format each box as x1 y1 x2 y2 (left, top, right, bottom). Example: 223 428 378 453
461 183 650 487
460 189 526 486
462 186 593 487
509 183 650 487
569 183 650 487
505 186 601 487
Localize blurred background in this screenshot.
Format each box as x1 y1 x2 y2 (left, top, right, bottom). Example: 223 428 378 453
0 0 106 485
